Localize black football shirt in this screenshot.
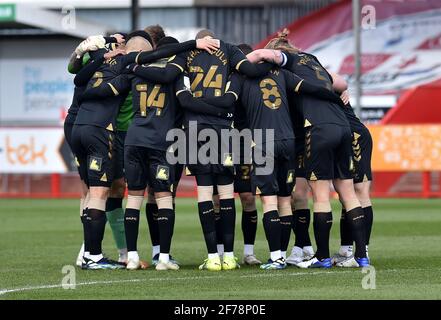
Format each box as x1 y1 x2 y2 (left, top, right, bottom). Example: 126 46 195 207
184 40 247 127
284 52 349 128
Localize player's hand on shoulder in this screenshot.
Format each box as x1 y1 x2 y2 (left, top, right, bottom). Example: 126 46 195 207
111 33 126 44
196 38 220 54
104 48 126 60
340 90 350 106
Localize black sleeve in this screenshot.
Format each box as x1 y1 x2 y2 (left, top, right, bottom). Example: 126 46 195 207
81 74 131 100
286 71 343 107
132 60 183 84
104 36 117 44
199 73 243 109
282 51 296 69
135 40 196 65
237 61 274 78
299 81 343 106
175 77 233 119
177 91 234 119
88 48 107 61
73 50 106 87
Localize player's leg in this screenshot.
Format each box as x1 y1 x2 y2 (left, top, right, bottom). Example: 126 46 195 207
196 174 221 271
154 191 178 270
216 174 238 270
355 181 373 256
146 189 160 264
297 125 335 269
76 181 89 266
287 177 314 265
333 179 368 267
278 196 292 260
148 148 178 271
212 188 224 258
239 192 260 264
235 164 260 265
332 126 369 267
71 125 121 269
259 195 286 270
331 199 354 265
123 145 149 270
354 126 374 257
106 178 127 263
65 121 88 266
296 179 333 269
251 142 286 270
276 144 296 261
291 139 314 260
83 127 126 269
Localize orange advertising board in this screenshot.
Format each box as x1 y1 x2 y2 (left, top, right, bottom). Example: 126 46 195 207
368 125 441 171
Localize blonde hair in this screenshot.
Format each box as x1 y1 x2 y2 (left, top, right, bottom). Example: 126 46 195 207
264 28 300 53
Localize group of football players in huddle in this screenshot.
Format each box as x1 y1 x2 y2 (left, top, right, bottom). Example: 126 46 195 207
65 25 373 271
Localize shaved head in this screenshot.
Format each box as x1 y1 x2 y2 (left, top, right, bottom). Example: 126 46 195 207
126 36 153 52
195 29 215 40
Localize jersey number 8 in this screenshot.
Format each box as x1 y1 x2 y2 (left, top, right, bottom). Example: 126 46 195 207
260 78 281 109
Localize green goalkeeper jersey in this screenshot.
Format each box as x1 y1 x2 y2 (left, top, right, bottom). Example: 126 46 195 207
117 94 134 132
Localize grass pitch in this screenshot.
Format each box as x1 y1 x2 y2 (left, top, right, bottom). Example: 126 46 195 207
0 198 440 300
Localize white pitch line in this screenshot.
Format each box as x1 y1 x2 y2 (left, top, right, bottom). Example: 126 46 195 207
0 270 356 296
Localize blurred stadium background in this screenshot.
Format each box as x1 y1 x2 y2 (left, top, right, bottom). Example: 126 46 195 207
1 0 441 199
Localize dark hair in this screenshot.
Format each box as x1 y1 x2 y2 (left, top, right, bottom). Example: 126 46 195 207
127 30 153 47
157 36 179 48
195 29 215 40
144 24 166 47
237 43 253 55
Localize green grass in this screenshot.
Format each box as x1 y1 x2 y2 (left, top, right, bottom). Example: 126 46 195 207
0 198 440 300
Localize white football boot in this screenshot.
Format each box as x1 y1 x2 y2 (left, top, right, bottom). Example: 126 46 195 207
303 246 315 260
286 246 304 265
126 251 141 270
156 260 180 271
76 243 85 267
331 246 353 265
243 254 262 265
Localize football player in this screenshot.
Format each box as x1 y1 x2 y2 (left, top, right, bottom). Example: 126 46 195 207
195 53 346 270
180 29 279 271
332 91 374 267
252 33 369 268
81 35 225 270
66 34 127 267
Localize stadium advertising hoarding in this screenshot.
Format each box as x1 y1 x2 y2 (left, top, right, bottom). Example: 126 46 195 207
0 58 74 124
1 125 441 173
0 128 71 173
0 3 15 21
257 0 441 95
370 125 441 172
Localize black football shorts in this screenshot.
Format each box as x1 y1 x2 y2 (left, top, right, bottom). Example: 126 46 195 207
351 124 373 183
294 132 306 179
113 130 126 181
71 124 115 187
184 124 234 178
304 124 353 181
251 139 296 197
124 145 174 193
